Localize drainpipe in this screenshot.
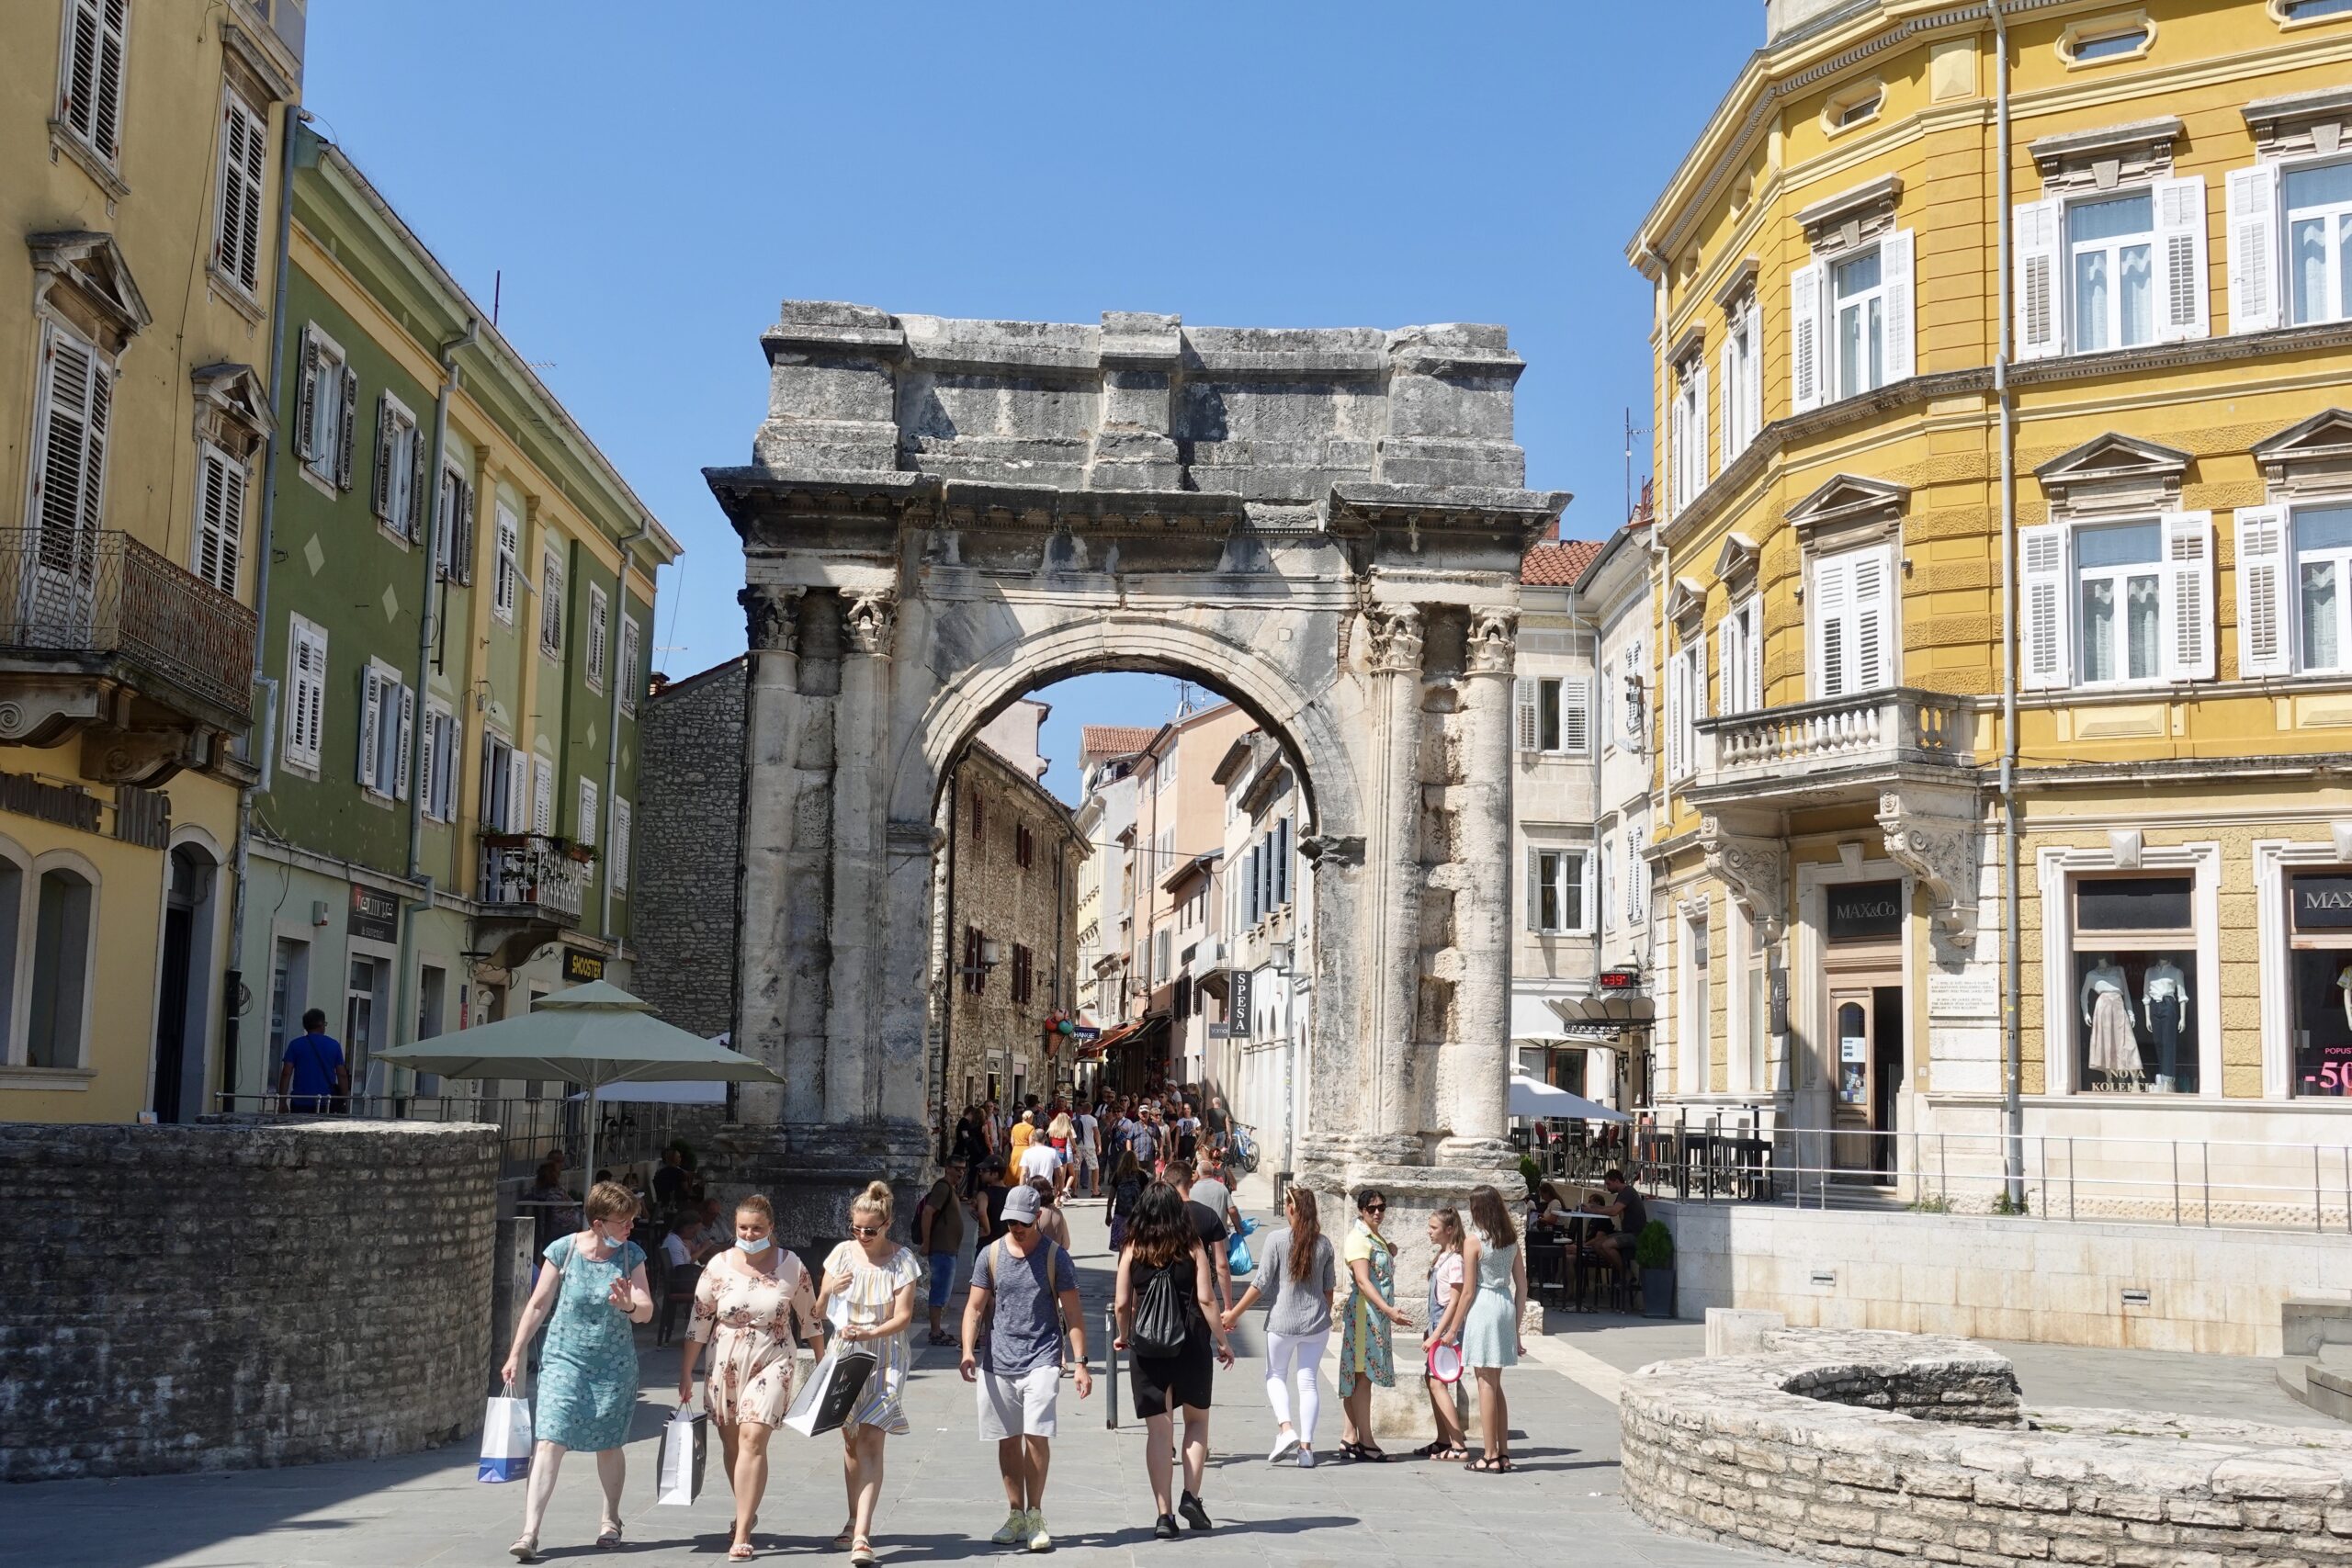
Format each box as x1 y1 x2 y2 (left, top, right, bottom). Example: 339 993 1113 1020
1992 1 2026 1208
599 520 651 946
389 316 477 1085
1565 574 1606 1086
223 102 310 1107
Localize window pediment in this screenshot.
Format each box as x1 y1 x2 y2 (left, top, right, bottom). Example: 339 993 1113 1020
2028 116 2181 194
1713 257 1761 312
2244 85 2352 160
28 231 152 356
1712 533 1760 591
1667 575 1708 627
1796 173 1904 253
1787 473 1908 549
190 362 274 460
2034 432 2189 515
2254 408 2352 498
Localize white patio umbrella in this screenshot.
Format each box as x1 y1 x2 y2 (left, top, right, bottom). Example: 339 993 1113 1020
1510 1072 1631 1123
372 981 782 1197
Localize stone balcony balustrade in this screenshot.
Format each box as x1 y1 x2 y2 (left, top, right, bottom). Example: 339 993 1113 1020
1690 685 1973 807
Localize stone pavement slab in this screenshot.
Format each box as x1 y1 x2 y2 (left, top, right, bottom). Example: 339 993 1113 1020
1 1197 1775 1568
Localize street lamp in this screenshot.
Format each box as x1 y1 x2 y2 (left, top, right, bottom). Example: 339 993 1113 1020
1268 940 1295 1208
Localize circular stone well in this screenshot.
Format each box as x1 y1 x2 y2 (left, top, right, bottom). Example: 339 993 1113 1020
1620 1327 2352 1566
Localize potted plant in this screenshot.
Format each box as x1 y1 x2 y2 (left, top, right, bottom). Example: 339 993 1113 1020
1518 1154 1544 1198
1634 1220 1676 1318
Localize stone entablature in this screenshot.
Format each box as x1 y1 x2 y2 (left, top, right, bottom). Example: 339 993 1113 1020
1623 1326 2352 1567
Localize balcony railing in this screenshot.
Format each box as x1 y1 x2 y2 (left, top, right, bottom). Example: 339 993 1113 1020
479 834 587 924
0 527 256 720
1695 687 1968 793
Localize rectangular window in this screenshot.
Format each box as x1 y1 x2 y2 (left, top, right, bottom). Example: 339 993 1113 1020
294 327 356 490
1687 914 1712 1092
435 466 474 583
1717 598 1762 716
481 732 516 831
2287 161 2352 327
492 502 519 622
2070 874 2196 1095
1012 943 1034 1005
2295 503 2352 672
1721 298 1761 460
1016 823 1035 869
284 615 327 773
57 0 130 168
611 799 631 891
1811 545 1894 699
1526 847 1589 935
539 547 562 653
1666 637 1704 777
2076 520 2164 683
532 755 554 837
192 442 246 596
576 776 597 847
1833 248 1886 397
371 393 423 540
214 91 268 297
2067 190 2156 353
1671 354 1708 511
1516 676 1590 755
586 583 609 693
422 703 458 822
356 659 412 800
32 320 112 585
1626 823 1647 925
2024 513 2213 689
618 615 641 716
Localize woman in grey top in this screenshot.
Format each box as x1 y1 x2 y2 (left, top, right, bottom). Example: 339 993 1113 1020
1220 1187 1337 1467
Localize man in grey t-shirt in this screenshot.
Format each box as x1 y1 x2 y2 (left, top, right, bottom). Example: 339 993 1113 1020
1594 1168 1649 1275
961 1184 1090 1551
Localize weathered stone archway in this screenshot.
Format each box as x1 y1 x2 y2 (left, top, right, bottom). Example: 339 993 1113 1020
705 301 1567 1244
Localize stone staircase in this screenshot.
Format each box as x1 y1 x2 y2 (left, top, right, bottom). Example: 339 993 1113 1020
2277 1295 2352 1423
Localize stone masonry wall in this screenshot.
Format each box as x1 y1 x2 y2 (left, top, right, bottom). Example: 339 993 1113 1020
1621 1326 2352 1566
635 658 747 1040
0 1120 499 1481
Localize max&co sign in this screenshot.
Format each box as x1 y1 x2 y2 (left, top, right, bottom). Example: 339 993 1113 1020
2293 874 2352 931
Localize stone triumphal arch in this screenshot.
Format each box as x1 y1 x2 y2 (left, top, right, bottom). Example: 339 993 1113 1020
705 302 1568 1240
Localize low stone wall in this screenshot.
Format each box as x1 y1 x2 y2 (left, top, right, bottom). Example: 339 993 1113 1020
0 1119 499 1481
1621 1327 2352 1566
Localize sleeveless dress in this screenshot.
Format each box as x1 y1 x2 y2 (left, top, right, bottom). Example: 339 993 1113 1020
1459 1227 1520 1370
1337 1223 1396 1395
536 1234 645 1451
689 1250 819 1427
825 1240 921 1435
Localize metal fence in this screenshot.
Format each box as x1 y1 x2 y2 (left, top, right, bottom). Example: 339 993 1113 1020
210 1093 696 1179
0 527 255 716
1522 1106 2352 1235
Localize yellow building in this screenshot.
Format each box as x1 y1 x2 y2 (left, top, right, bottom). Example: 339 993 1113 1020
0 4 303 1122
1629 0 2352 1211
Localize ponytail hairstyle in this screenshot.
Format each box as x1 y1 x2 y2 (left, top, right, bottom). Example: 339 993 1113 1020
1466 1183 1518 1249
851 1179 894 1228
1285 1185 1323 1283
735 1193 775 1227
1430 1205 1464 1253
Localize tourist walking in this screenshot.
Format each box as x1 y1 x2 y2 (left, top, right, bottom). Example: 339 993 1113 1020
1418 1207 1472 1461
678 1196 823 1560
1107 1150 1146 1251
1337 1188 1409 1462
816 1182 923 1566
953 1109 991 1197
500 1181 653 1561
1114 1180 1235 1537
961 1183 1091 1552
1168 1160 1235 1317
1219 1185 1335 1466
1435 1185 1528 1473
918 1160 969 1347
1005 1109 1039 1185
1071 1102 1100 1199
276 1007 346 1113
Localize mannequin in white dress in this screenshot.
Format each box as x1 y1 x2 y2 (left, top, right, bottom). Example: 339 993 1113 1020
2079 957 2140 1083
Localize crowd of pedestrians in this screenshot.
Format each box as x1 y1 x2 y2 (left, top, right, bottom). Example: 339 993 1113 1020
502 1086 1540 1559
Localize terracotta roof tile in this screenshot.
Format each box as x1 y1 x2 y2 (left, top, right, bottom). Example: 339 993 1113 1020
1521 537 1604 586
1079 724 1158 757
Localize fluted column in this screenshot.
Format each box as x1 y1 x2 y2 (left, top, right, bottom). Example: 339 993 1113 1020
1441 604 1518 1160
825 589 897 1123
1363 604 1427 1153
734 584 805 1126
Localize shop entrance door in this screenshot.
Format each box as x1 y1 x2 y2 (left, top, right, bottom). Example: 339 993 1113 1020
1828 977 1903 1177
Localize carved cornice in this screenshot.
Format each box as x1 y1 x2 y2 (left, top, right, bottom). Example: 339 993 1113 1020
1366 604 1425 676
738 584 803 653
845 589 899 657
1700 813 1785 947
1465 604 1520 676
1877 788 1981 945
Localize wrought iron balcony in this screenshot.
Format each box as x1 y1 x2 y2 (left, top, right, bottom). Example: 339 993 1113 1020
0 527 256 744
1690 687 1973 804
478 834 587 925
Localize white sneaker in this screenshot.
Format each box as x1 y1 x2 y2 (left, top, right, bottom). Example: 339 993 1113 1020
1269 1428 1299 1462
1297 1446 1315 1469
1026 1510 1052 1552
991 1509 1031 1546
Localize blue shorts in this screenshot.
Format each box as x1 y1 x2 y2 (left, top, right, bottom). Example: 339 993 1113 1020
927 1252 957 1307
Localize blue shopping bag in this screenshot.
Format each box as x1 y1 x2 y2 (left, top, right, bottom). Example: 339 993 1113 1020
478 1395 533 1482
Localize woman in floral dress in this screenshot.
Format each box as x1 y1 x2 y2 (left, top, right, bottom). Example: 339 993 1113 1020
816 1181 922 1568
1336 1187 1411 1462
678 1195 823 1561
500 1181 653 1562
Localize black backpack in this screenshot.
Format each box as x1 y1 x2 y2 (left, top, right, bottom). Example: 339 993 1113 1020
1133 1261 1192 1358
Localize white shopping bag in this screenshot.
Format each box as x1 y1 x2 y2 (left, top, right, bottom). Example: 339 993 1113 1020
477 1396 533 1483
654 1405 706 1506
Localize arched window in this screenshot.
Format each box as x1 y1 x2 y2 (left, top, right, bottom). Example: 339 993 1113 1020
28 866 95 1068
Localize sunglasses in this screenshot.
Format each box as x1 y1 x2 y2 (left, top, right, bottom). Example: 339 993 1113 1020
850 1224 884 1238
1362 1203 1386 1215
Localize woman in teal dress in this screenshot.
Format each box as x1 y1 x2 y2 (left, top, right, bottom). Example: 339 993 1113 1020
1335 1188 1411 1462
500 1180 654 1562
1435 1184 1529 1473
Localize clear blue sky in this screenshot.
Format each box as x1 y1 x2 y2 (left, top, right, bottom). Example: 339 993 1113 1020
306 2 1759 802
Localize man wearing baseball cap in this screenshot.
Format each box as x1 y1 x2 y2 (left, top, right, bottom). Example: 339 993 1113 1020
961 1182 1091 1551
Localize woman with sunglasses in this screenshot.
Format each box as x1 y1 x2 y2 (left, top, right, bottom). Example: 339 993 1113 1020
817 1182 922 1567
1335 1188 1410 1462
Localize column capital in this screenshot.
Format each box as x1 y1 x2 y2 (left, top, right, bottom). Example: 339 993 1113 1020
739 584 805 652
846 589 899 657
1365 604 1425 675
1465 604 1520 675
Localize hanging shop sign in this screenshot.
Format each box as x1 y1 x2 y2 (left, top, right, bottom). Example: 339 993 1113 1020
563 948 605 983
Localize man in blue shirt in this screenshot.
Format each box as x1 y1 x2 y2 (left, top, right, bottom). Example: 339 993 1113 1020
277 1009 347 1113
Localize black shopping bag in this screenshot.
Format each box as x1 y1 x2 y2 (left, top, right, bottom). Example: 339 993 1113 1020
783 1346 877 1438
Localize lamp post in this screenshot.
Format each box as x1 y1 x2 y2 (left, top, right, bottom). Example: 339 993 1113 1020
1269 940 1295 1210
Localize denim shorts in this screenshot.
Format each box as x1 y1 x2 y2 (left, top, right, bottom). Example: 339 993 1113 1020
927 1251 957 1306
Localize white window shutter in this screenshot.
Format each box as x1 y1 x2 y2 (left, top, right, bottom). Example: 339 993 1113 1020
394 684 415 800
1814 553 1851 698
1514 676 1539 752
579 780 597 845
2154 176 2211 343
1719 336 1736 460
1664 381 1680 514
1717 614 1738 716
1691 357 1711 491
1791 262 1825 412
358 666 382 787
294 332 321 461
532 758 554 837
216 96 267 293
371 393 394 522
508 751 529 834
1746 601 1764 714
408 425 428 542
1742 299 1764 445
194 445 243 596
619 616 641 713
1525 849 1544 930
62 0 129 163
1562 677 1590 754
613 800 631 890
1881 227 1916 382
1628 824 1646 925
2226 164 2280 334
1692 626 1709 720
2233 505 2290 678
1579 847 1597 934
1851 549 1891 692
1665 649 1685 778
334 367 358 491
2014 200 2064 361
418 708 437 818
2021 525 2071 689
2160 511 2214 681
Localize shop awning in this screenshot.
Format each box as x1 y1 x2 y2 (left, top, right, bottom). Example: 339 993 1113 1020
1545 990 1655 1042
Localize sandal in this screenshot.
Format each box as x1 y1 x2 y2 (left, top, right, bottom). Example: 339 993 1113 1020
834 1522 855 1546
596 1519 624 1548
1467 1453 1514 1473
1359 1442 1390 1462
1416 1441 1470 1461
507 1538 538 1563
926 1329 955 1347
729 1545 756 1562
850 1540 876 1567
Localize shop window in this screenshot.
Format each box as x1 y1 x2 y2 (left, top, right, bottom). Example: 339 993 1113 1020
2289 871 2352 1096
2071 874 2196 1093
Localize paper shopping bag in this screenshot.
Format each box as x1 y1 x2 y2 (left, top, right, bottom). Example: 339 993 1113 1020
783 1346 876 1438
654 1406 707 1506
477 1396 534 1483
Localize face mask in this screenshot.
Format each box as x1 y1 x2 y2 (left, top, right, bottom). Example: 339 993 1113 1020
737 1235 771 1255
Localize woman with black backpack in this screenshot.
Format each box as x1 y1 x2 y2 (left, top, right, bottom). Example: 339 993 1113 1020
1113 1181 1235 1538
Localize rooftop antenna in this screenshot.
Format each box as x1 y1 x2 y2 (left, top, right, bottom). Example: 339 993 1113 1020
1174 680 1204 718
492 269 501 327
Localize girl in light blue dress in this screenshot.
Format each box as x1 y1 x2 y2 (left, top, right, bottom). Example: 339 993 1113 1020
1435 1184 1527 1473
500 1181 654 1560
